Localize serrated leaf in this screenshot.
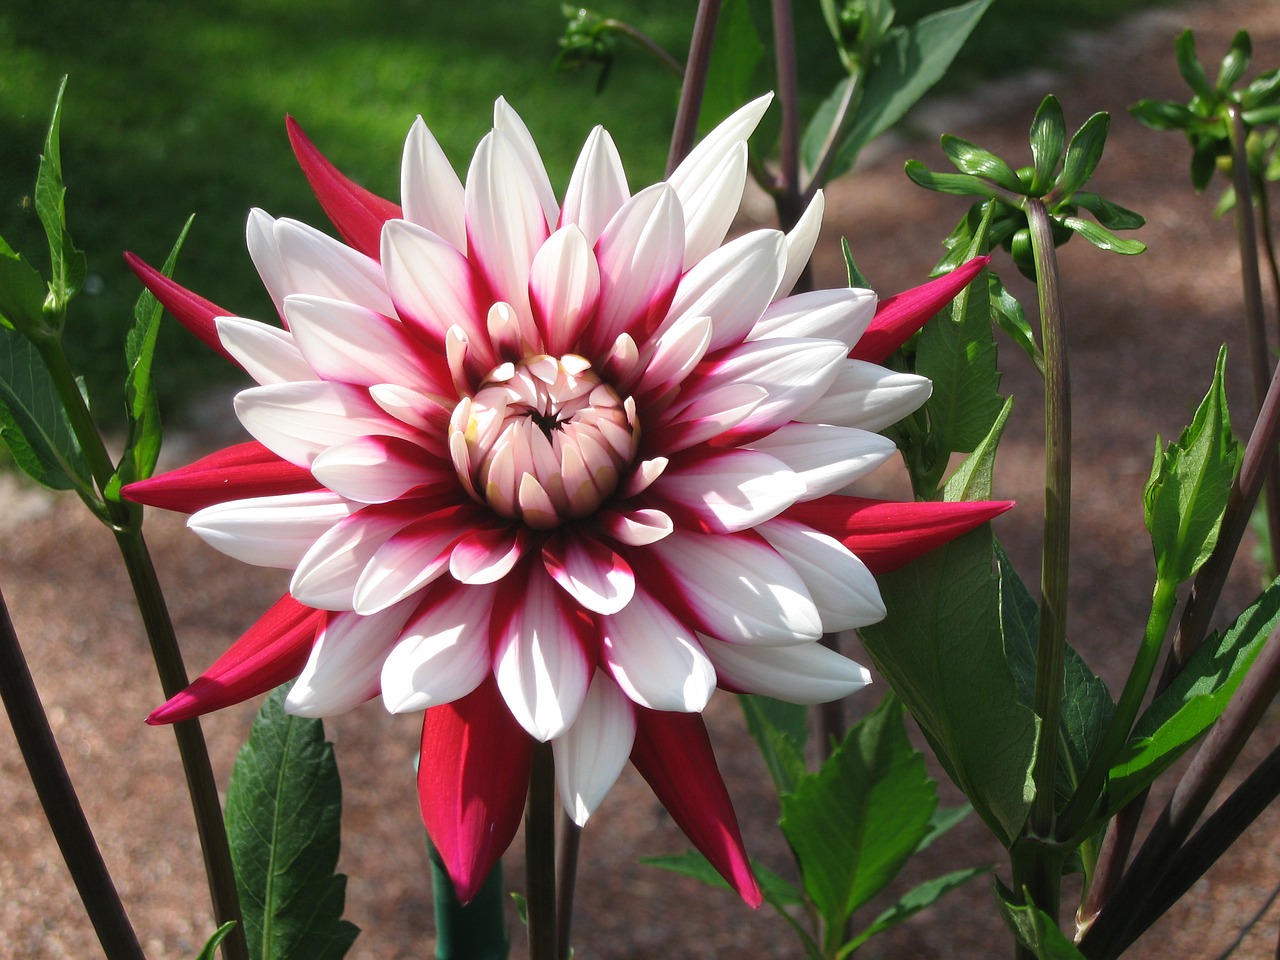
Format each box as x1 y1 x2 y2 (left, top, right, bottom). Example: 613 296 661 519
34 77 85 318
1128 98 1197 132
780 696 937 924
905 160 1007 199
0 325 91 492
1070 192 1145 231
641 851 805 907
740 694 809 795
0 239 47 333
846 865 992 952
990 274 1043 373
1054 112 1110 201
996 881 1088 959
1106 576 1280 815
1143 347 1239 583
699 0 766 137
1029 96 1066 195
1216 30 1252 95
1175 30 1215 103
942 396 1012 502
1060 216 1146 255
226 684 359 960
807 0 993 181
941 135 1023 192
859 526 1037 847
195 923 238 960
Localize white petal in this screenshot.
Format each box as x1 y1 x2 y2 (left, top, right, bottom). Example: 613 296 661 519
553 673 636 826
775 190 825 301
493 570 592 740
529 225 600 355
542 536 635 615
746 423 896 500
494 97 559 230
355 508 469 614
215 317 314 385
668 93 772 230
188 492 353 568
284 294 447 394
662 229 786 352
649 531 822 644
700 634 872 703
600 507 674 546
311 435 447 505
601 589 715 711
678 141 748 269
654 450 804 533
285 602 417 717
747 287 877 347
758 518 886 631
636 313 712 395
290 504 417 610
401 116 466 252
801 360 934 432
273 217 394 315
695 338 847 435
235 380 416 467
380 584 495 713
656 383 766 451
246 208 287 317
561 126 629 244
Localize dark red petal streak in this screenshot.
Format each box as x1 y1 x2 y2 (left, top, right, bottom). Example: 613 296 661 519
286 116 403 262
784 496 1014 574
851 256 990 363
630 709 761 907
123 253 240 366
418 677 534 904
146 594 322 724
123 441 319 514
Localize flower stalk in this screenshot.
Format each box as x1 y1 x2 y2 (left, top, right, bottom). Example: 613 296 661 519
0 586 146 960
666 0 722 176
526 741 557 960
556 813 582 960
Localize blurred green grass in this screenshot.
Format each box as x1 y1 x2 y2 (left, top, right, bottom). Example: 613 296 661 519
0 0 1167 427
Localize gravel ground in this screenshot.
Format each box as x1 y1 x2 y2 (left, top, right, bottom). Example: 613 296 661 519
4 0 1280 956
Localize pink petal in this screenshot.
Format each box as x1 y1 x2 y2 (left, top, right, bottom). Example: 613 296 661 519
630 709 762 907
851 256 989 363
123 253 240 366
401 116 467 252
356 504 479 614
599 507 674 546
286 115 402 261
146 594 322 724
529 226 601 355
560 126 629 244
783 496 1015 573
600 588 714 711
122 441 318 514
541 533 636 615
381 582 496 713
449 524 530 585
418 678 534 905
290 500 423 611
553 672 636 825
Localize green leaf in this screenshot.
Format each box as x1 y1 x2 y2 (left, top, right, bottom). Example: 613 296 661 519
1143 347 1240 584
1029 96 1066 195
846 865 993 952
1054 112 1110 201
990 274 1043 373
1215 30 1252 95
810 0 994 181
1107 576 1280 814
905 160 1007 199
34 77 86 321
842 237 872 289
915 804 973 854
699 0 766 137
1059 216 1146 255
916 211 1004 457
1070 192 1146 231
740 694 809 796
860 527 1037 848
194 923 238 960
1240 68 1280 110
226 684 359 960
107 217 193 500
1190 136 1220 192
780 696 937 924
1175 30 1215 103
0 325 91 492
996 882 1088 959
942 396 1012 503
0 238 47 333
1128 98 1197 132
1241 104 1280 126
641 851 805 908
941 135 1023 192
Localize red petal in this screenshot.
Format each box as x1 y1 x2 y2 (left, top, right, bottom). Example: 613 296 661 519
146 594 322 724
851 256 990 363
287 116 403 262
784 496 1014 574
122 441 319 513
630 709 762 907
418 677 534 905
123 252 240 366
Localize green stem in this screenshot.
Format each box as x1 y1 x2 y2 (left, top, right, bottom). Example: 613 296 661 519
803 73 859 204
525 741 557 960
29 334 247 960
555 811 580 960
770 0 802 233
1025 198 1071 843
428 842 509 960
1256 180 1280 348
0 585 146 960
600 19 684 78
1227 105 1280 576
1058 576 1178 842
665 0 722 177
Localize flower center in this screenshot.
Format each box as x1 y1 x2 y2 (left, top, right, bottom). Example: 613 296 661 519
450 354 638 528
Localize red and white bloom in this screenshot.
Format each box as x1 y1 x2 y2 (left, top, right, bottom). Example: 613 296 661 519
125 96 1010 906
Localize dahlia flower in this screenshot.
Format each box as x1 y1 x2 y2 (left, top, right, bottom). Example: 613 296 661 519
125 95 1010 906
